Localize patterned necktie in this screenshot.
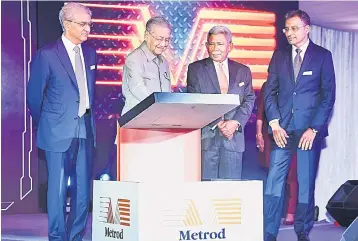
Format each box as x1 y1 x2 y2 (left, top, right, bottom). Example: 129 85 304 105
73 46 87 117
293 48 302 81
217 62 229 94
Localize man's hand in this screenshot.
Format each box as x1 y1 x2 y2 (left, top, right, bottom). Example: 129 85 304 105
298 128 317 150
271 121 289 148
256 133 264 152
218 120 238 140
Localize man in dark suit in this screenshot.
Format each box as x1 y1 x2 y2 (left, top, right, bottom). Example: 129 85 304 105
264 10 336 241
27 3 97 241
187 25 255 180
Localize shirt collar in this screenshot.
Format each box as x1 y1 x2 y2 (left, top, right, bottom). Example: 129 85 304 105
61 34 82 53
213 58 229 68
140 41 161 63
292 38 310 55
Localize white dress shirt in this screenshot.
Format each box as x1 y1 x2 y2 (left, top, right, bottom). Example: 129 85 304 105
61 35 90 109
292 39 310 63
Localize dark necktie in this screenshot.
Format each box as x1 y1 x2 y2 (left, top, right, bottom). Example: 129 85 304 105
293 48 302 81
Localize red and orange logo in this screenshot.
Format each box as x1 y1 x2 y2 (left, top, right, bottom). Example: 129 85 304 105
99 197 131 227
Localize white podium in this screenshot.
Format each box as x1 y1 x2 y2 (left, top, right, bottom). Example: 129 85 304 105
92 93 263 241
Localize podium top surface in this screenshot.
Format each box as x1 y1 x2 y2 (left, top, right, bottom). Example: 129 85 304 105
118 92 240 129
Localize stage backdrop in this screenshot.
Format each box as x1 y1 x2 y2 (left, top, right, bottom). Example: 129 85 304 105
1 0 298 214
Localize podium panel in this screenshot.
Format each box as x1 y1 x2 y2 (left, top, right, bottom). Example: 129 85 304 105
118 128 201 182
92 180 263 241
118 93 240 129
116 93 241 182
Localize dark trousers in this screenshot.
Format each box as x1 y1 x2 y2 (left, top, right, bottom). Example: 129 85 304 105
264 123 321 239
45 113 93 241
202 143 243 180
286 155 298 215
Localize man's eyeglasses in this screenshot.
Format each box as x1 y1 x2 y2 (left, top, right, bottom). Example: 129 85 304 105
282 25 307 34
146 30 171 44
67 20 93 28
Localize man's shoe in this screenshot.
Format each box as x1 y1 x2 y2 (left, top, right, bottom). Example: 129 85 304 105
297 232 310 241
283 220 294 225
314 205 319 221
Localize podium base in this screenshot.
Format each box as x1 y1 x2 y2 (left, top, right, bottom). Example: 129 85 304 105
92 180 263 241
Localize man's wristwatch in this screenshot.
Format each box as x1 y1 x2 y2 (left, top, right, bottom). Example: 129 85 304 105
309 127 318 133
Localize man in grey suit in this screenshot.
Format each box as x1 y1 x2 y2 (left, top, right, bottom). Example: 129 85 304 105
187 26 255 179
121 16 172 114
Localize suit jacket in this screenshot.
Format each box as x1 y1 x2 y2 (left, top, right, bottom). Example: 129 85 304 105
27 38 97 152
121 42 171 114
187 58 255 152
264 40 336 137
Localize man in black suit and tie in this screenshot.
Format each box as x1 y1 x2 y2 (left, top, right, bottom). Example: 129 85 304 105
264 10 336 241
187 25 255 180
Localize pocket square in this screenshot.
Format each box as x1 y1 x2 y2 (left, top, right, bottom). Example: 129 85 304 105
90 65 96 70
239 82 245 87
303 71 312 76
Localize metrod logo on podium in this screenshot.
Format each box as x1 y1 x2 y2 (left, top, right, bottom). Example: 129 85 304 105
163 198 242 240
98 197 131 239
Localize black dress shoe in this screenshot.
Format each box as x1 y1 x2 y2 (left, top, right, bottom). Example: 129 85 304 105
314 205 319 221
283 220 294 225
297 232 310 241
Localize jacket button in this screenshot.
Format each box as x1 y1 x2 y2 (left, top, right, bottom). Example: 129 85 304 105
293 92 296 95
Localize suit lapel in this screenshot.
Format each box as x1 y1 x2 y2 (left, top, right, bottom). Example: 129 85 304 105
82 44 94 104
228 59 238 93
296 41 314 84
285 45 295 85
55 38 78 90
204 58 221 93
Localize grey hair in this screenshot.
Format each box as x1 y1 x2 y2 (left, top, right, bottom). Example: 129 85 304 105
59 2 92 31
207 25 232 43
146 16 172 32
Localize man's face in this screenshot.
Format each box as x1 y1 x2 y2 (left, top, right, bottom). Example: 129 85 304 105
145 25 171 56
64 8 92 45
206 33 233 63
284 16 310 48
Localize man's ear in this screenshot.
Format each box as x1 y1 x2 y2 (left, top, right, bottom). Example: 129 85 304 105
228 42 234 52
63 20 71 32
144 30 149 41
305 25 310 35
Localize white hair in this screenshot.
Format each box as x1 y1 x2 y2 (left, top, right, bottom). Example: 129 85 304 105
58 2 92 31
146 16 172 32
207 25 232 43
